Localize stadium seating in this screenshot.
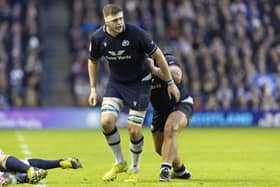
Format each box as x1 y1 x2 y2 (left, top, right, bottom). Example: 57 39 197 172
0 0 42 108
2 0 279 110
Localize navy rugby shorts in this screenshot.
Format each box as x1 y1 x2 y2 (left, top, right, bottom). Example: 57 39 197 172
151 102 193 133
104 79 151 111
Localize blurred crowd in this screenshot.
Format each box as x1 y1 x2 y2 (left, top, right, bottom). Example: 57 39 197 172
1 0 279 111
0 0 42 108
68 0 280 111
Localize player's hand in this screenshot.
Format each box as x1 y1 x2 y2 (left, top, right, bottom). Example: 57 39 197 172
168 84 180 102
88 88 97 106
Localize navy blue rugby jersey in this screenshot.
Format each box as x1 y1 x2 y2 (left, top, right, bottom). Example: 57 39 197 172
150 54 190 113
89 23 157 83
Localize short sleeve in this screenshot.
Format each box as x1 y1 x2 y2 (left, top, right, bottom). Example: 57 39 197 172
137 28 157 56
165 55 180 67
89 37 101 61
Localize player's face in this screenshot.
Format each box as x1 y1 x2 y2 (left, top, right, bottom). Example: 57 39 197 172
106 16 124 35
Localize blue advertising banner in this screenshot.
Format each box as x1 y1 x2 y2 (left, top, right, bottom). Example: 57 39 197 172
0 108 100 129
189 111 254 127
188 110 280 127
1 108 280 128
256 111 280 127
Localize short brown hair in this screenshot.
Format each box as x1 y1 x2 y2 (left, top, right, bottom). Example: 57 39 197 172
103 4 123 18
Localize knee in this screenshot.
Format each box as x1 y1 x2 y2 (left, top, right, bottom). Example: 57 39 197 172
164 123 178 139
128 126 141 140
101 115 115 132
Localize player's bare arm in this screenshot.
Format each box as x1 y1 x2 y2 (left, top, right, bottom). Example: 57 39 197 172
150 49 172 81
149 51 181 102
148 59 182 84
88 59 98 106
169 66 182 84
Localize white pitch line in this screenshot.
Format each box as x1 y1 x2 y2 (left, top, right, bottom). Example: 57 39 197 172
15 131 46 187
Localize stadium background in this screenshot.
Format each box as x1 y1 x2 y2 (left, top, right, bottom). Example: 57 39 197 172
0 1 280 186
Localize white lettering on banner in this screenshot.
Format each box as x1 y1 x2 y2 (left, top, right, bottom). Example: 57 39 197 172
190 112 253 126
0 112 42 129
258 113 280 127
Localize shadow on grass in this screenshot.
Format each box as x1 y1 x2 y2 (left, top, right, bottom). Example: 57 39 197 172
139 178 265 184
191 178 264 183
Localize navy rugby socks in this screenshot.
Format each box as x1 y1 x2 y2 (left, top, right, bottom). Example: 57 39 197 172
174 164 186 175
27 158 62 169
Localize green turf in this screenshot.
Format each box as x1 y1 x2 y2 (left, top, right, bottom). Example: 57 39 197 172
0 127 280 187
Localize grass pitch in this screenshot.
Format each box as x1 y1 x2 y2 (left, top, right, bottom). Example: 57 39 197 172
0 127 280 187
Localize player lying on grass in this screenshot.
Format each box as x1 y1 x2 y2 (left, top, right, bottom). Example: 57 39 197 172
0 149 82 186
149 52 193 182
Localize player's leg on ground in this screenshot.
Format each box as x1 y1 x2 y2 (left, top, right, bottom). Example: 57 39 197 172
3 156 30 173
58 158 82 169
26 159 61 169
26 158 82 169
101 97 127 181
124 109 146 183
1 154 47 184
160 111 187 181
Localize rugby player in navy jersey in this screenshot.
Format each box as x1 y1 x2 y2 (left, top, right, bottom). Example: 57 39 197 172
0 149 82 185
88 4 180 183
149 52 193 182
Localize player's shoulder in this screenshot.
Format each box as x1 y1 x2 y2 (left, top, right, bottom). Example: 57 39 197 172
125 23 145 33
90 25 106 41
